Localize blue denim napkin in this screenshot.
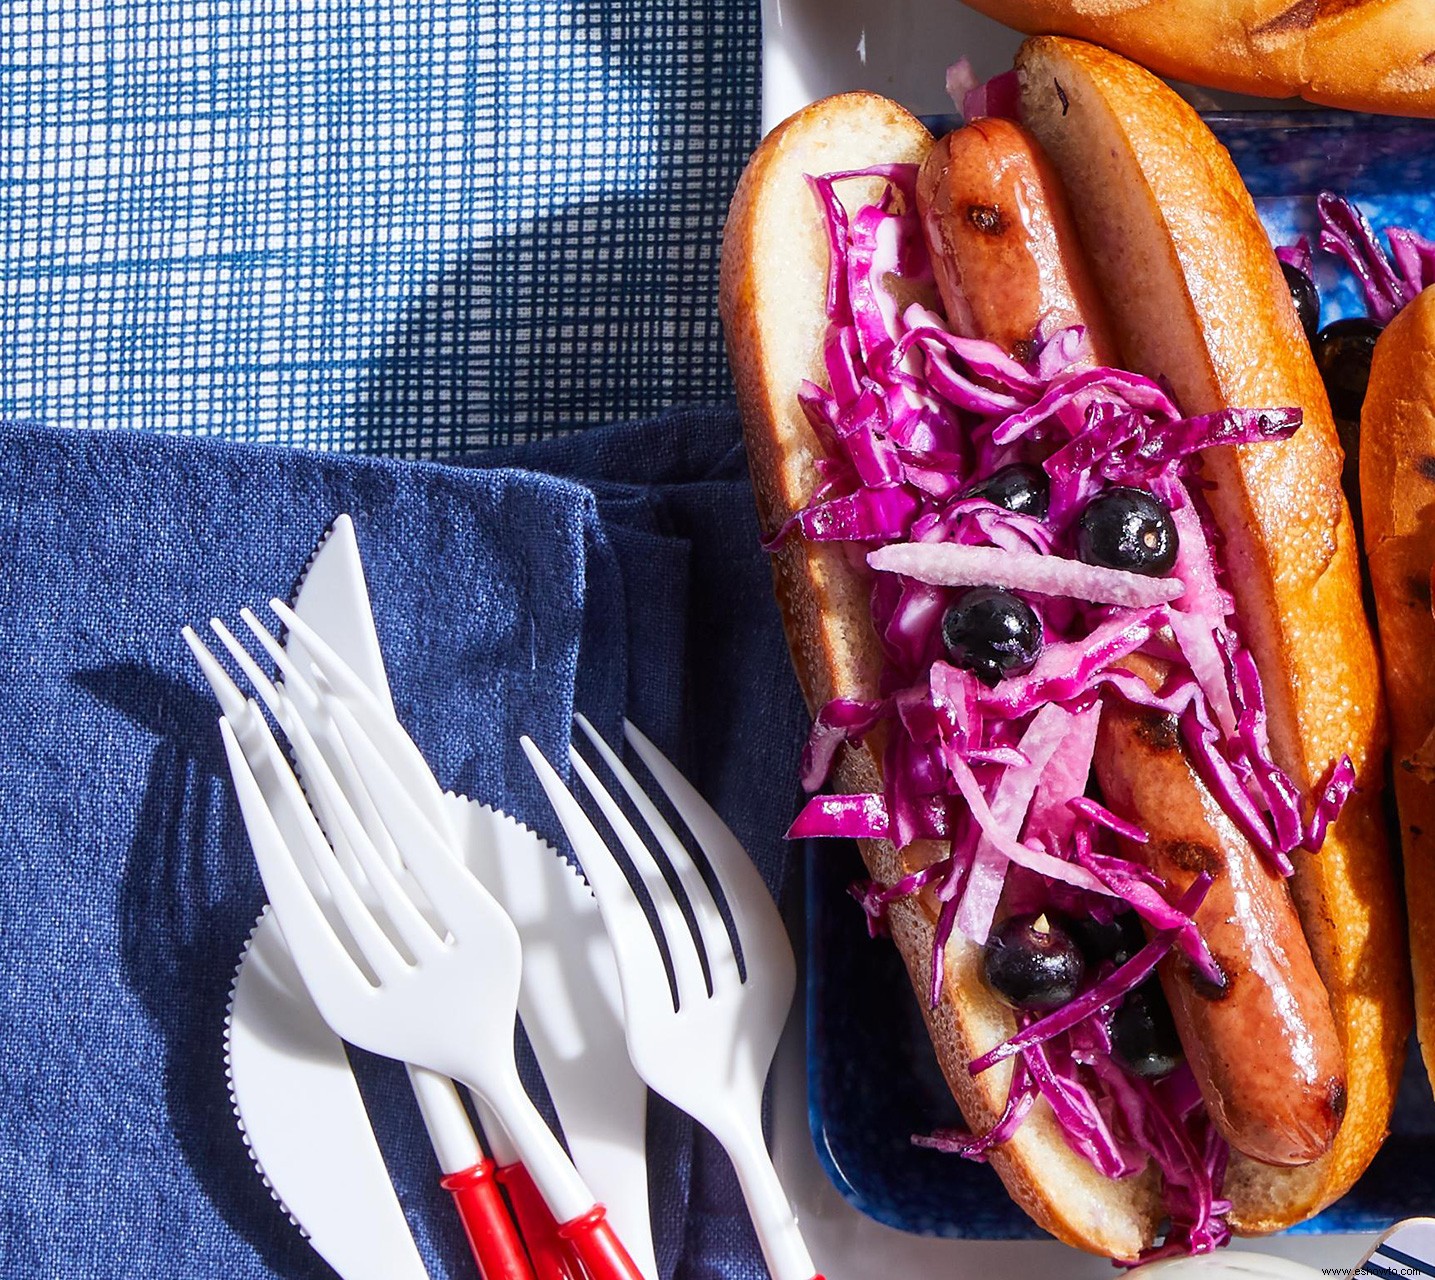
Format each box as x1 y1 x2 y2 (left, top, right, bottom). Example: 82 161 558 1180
0 406 809 1280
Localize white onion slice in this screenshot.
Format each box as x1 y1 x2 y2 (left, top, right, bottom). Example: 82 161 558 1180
867 542 1185 608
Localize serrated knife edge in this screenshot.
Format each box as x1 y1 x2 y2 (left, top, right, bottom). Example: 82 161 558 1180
225 906 431 1279
224 910 308 1239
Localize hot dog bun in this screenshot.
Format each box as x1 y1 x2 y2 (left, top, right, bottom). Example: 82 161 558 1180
1360 286 1435 1093
720 39 1407 1254
957 0 1435 117
1016 36 1408 1232
722 91 1162 1259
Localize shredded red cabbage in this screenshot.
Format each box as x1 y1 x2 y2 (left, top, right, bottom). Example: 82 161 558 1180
914 1058 1037 1160
789 163 1353 1262
1313 191 1435 324
960 67 1021 123
968 875 1213 1074
1276 236 1312 278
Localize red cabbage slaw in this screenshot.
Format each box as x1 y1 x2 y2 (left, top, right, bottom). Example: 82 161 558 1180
782 164 1353 1261
1279 192 1435 324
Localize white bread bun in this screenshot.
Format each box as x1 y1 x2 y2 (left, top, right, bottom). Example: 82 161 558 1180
958 0 1435 117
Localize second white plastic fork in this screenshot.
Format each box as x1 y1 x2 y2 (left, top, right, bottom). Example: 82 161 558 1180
523 717 822 1280
205 608 646 1280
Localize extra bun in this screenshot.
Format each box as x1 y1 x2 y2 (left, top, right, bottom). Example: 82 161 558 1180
1361 286 1435 1095
958 0 1435 117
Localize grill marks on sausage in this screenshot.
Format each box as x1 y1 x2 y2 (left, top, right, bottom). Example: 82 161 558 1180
1162 839 1224 879
1329 1079 1349 1122
1134 711 1181 752
966 203 1007 236
1416 454 1435 481
1189 954 1234 1002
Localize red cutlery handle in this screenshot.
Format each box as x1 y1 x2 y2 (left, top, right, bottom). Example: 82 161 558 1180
441 1159 535 1280
495 1161 577 1280
558 1204 644 1280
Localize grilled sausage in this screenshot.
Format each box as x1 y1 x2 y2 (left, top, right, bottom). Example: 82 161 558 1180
916 117 1118 363
918 117 1345 1167
1093 660 1346 1166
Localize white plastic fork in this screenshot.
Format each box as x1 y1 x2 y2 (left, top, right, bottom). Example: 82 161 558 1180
522 717 822 1280
184 617 561 1280
204 611 646 1280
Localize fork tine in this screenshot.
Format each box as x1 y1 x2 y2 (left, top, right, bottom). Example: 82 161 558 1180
520 735 675 1019
237 605 322 713
187 631 346 906
226 609 408 880
219 715 375 1018
237 698 411 987
624 718 783 955
282 687 409 882
210 616 287 717
565 735 709 1009
234 606 452 950
269 599 453 831
321 690 490 941
573 714 739 993
181 625 248 723
272 685 445 964
210 614 373 890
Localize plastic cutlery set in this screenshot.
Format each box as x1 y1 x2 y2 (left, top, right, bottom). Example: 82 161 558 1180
184 516 819 1280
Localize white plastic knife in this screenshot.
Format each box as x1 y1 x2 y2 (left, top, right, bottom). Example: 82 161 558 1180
225 907 432 1280
225 514 657 1279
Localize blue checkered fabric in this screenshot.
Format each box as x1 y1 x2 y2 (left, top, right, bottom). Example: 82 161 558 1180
0 0 760 454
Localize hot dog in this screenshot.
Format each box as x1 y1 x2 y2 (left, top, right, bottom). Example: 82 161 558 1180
915 118 1117 364
720 36 1408 1261
1092 659 1347 1168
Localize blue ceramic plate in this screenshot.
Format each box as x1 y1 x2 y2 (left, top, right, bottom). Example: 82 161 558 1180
806 108 1435 1240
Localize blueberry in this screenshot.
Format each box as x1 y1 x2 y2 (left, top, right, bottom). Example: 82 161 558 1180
1068 911 1147 967
982 914 1085 1012
1111 980 1183 1078
1314 317 1383 422
1281 262 1320 343
941 587 1043 688
1076 487 1178 577
963 463 1050 520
